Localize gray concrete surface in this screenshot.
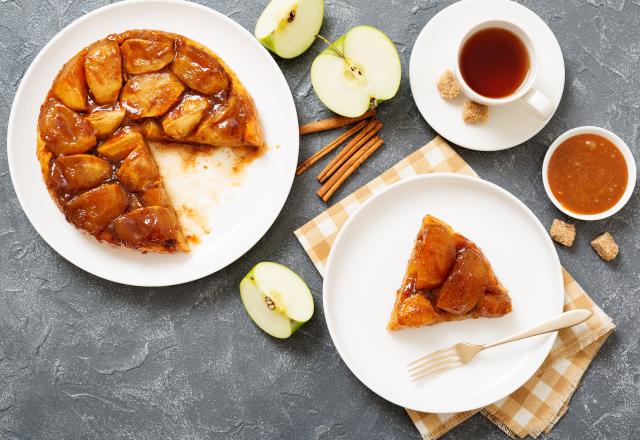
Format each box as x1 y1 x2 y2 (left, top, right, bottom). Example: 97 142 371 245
1 0 639 439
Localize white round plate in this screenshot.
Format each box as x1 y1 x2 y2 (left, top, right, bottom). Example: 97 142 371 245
7 0 298 286
323 174 564 413
409 0 565 151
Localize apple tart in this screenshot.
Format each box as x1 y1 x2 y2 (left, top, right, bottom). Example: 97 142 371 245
37 30 264 253
388 215 512 330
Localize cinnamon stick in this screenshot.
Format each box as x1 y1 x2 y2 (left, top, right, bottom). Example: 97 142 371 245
317 119 383 183
295 120 368 176
317 137 385 202
299 109 377 135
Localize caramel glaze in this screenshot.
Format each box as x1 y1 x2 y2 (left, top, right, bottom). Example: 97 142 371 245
37 30 264 253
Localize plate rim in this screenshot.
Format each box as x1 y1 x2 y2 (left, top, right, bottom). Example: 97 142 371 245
408 0 565 151
6 0 298 287
322 173 564 413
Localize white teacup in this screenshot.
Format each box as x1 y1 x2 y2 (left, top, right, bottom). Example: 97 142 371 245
453 19 555 120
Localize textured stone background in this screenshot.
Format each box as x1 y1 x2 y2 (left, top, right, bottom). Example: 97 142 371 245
1 0 639 439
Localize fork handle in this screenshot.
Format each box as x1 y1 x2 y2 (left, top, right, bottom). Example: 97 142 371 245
483 309 593 349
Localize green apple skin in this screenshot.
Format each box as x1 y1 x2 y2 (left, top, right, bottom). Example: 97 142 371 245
255 0 324 59
311 25 402 117
239 262 314 339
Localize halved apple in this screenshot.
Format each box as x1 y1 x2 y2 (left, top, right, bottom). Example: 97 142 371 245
311 26 401 117
255 0 324 59
240 262 314 338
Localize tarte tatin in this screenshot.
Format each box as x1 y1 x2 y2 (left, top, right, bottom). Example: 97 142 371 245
388 215 512 330
37 30 264 253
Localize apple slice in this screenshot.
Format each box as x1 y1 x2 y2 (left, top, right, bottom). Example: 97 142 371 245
255 0 324 59
311 26 401 117
240 262 314 338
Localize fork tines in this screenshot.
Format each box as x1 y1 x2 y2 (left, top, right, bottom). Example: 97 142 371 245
407 347 463 381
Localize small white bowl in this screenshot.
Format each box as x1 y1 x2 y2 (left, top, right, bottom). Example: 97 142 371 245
542 126 636 221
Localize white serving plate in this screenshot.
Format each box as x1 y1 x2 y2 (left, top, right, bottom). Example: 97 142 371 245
323 174 564 413
7 0 298 286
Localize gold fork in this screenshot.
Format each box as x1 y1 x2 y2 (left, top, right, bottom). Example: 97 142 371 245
408 309 592 381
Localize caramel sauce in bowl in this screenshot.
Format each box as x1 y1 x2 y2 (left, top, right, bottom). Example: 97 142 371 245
542 127 636 220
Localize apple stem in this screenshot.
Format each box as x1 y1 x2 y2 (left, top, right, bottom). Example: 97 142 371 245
316 34 346 59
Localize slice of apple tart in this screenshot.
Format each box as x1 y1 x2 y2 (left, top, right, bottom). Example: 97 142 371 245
36 30 264 253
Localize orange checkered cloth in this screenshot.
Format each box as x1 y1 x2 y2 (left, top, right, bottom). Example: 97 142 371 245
294 136 615 439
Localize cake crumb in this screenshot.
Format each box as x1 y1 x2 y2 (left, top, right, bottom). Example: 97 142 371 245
549 219 576 247
463 100 489 124
591 232 618 261
437 70 461 100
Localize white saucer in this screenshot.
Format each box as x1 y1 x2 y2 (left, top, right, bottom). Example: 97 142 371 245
323 174 564 413
409 0 565 151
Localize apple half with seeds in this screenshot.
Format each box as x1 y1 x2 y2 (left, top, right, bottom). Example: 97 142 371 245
255 0 324 59
240 262 314 338
311 25 401 117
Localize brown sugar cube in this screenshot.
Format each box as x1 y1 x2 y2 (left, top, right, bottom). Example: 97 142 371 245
462 100 489 124
591 232 619 261
437 70 461 100
549 219 576 247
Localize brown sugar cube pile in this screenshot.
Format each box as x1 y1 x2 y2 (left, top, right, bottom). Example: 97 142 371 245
437 70 461 100
463 100 489 124
591 232 619 261
549 219 576 247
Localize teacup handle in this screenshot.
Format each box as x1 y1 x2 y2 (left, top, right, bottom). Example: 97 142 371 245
522 88 555 120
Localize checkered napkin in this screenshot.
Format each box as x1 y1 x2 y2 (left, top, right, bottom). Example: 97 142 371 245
294 136 615 439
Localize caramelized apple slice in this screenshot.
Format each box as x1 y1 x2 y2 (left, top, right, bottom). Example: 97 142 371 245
170 43 229 95
140 185 170 207
161 94 210 139
38 99 97 156
96 128 145 161
475 287 512 318
56 154 112 191
66 183 127 234
409 215 460 290
52 51 89 111
127 193 143 211
120 72 185 118
112 206 181 248
84 39 122 103
138 118 165 140
86 106 126 138
121 37 175 74
436 246 491 315
186 96 246 146
396 290 441 327
116 146 160 191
